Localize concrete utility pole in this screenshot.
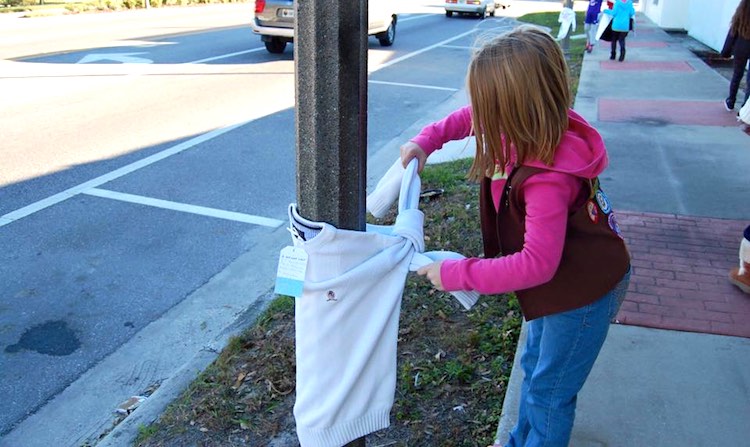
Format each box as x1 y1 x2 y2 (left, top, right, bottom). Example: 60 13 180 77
295 0 368 446
295 0 368 233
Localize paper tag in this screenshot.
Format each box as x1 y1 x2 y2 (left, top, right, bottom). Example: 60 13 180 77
274 246 308 297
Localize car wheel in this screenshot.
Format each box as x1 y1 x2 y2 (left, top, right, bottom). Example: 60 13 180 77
378 18 396 47
265 38 286 54
445 10 453 17
479 7 486 19
489 6 495 16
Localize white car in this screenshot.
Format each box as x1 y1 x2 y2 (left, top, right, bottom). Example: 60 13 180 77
445 0 497 18
252 0 398 54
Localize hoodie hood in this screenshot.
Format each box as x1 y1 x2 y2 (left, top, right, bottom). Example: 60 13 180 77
523 109 608 179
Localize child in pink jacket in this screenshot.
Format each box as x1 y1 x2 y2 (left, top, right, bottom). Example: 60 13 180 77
401 26 631 446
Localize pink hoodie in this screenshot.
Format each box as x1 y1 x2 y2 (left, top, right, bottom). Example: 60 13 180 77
411 106 609 295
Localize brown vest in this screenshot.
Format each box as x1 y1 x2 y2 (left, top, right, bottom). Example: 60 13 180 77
480 166 630 320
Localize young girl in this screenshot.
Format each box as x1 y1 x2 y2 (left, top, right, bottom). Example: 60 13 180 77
400 26 631 447
603 0 635 61
721 0 750 111
584 0 604 53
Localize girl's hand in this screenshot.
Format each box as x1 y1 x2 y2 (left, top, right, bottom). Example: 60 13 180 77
417 261 444 291
400 141 427 173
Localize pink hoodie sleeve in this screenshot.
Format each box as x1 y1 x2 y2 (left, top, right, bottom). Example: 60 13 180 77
411 106 473 156
439 171 583 294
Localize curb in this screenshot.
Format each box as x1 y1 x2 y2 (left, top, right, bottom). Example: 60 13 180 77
493 322 526 446
96 291 278 447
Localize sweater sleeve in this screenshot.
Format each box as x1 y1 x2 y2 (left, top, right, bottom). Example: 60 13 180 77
439 171 582 295
410 106 473 156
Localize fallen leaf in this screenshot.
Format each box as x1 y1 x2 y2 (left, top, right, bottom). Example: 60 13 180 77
115 396 146 415
233 371 247 389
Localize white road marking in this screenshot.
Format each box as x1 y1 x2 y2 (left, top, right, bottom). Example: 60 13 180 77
2 26 480 228
371 29 477 72
77 52 153 64
368 80 458 91
83 188 284 227
0 121 246 227
441 44 477 51
185 14 436 65
188 47 266 64
397 14 435 23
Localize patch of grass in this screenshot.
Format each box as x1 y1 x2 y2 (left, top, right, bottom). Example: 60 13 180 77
518 11 587 98
134 158 522 447
1 0 247 15
134 424 158 443
1 0 99 14
133 295 297 446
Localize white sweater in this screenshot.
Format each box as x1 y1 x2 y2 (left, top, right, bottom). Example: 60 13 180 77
289 160 478 446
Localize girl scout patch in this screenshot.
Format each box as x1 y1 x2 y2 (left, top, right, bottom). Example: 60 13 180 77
595 190 611 214
608 213 623 239
586 200 599 223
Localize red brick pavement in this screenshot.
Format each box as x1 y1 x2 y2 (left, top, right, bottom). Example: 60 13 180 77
615 211 750 338
598 60 695 71
626 41 669 48
598 99 740 127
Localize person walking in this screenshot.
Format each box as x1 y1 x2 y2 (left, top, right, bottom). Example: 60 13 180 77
603 0 635 61
721 0 750 112
729 225 750 294
400 26 631 447
585 0 604 53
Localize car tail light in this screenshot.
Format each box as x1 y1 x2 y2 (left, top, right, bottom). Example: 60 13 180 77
446 0 457 3
255 0 266 13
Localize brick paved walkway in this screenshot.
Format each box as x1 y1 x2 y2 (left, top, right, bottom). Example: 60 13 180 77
615 211 750 338
598 99 740 127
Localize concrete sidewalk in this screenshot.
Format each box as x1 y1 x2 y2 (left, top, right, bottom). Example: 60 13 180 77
495 13 750 447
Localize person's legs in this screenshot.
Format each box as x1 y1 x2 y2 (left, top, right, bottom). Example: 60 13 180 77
506 319 543 447
729 225 750 294
727 55 748 110
741 56 750 108
618 33 627 61
584 23 596 52
609 32 618 60
516 272 631 446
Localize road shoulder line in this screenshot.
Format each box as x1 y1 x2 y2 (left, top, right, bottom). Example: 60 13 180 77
84 188 284 228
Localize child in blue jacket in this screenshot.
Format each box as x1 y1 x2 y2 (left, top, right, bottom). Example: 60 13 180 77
604 0 635 61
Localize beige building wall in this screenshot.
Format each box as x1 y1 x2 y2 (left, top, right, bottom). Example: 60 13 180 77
640 0 740 51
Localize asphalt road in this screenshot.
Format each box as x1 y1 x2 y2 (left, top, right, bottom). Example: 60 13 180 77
0 2 552 445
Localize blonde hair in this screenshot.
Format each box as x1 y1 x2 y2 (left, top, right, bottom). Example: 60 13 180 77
467 25 571 181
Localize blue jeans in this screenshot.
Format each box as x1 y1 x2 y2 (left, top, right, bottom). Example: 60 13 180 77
506 269 631 447
728 52 750 108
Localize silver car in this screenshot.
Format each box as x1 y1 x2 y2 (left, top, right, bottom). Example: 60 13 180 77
444 0 497 18
252 0 398 54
